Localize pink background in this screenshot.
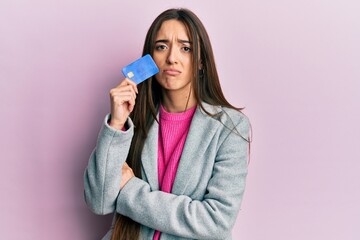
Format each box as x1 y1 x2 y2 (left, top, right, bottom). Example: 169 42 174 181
1 0 359 239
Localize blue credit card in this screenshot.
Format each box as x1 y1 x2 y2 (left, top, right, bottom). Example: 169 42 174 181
122 54 159 85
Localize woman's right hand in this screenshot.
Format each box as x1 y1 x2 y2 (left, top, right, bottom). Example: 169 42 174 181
109 78 138 130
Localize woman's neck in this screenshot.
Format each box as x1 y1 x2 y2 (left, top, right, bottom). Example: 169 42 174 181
161 86 197 113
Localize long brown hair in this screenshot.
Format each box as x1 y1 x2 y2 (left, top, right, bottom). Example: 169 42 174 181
111 8 244 240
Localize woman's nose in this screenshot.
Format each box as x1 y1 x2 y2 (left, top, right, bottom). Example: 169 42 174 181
166 47 178 64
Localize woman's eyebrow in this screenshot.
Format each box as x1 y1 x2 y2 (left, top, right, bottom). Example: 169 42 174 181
179 39 192 44
155 39 192 44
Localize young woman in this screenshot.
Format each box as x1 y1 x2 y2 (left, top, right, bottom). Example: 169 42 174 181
84 8 251 240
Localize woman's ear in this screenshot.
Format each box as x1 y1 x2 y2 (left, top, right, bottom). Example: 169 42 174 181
199 59 204 77
199 59 203 70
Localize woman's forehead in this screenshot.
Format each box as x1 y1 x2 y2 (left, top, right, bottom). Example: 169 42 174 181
155 20 190 41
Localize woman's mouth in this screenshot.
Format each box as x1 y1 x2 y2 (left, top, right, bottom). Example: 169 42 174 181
163 69 181 76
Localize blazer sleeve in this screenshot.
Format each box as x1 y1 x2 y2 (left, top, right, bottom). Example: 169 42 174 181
84 114 134 215
116 116 250 239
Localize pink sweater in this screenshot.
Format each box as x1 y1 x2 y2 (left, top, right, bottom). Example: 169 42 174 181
153 104 197 240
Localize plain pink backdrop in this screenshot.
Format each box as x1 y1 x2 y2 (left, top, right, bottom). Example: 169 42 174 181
1 0 359 239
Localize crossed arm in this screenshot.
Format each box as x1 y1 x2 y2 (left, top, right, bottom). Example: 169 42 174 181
84 115 249 239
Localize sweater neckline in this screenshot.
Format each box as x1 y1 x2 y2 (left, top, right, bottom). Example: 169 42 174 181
159 104 197 121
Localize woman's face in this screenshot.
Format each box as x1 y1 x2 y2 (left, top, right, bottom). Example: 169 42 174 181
152 20 194 93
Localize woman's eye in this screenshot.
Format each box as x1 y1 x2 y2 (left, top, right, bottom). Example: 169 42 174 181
155 45 167 51
183 47 192 52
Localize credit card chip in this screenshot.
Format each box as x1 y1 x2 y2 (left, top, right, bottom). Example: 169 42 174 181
127 71 134 78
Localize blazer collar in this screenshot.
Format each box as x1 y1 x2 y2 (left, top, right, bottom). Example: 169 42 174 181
140 102 223 192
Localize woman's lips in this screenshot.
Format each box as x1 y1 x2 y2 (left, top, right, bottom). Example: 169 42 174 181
163 69 181 76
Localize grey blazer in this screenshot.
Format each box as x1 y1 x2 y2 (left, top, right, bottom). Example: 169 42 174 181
84 102 250 240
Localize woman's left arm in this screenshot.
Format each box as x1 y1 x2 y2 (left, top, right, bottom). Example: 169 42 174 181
117 118 249 239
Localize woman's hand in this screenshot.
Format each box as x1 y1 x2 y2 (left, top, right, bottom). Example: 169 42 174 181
120 162 135 189
109 78 138 130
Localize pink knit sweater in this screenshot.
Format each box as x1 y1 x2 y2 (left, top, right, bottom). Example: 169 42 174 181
153 104 197 240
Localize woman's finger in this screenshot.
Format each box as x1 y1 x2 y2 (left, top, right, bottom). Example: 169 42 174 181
116 78 138 89
120 162 135 189
121 78 138 94
128 96 136 112
113 94 133 105
111 85 136 99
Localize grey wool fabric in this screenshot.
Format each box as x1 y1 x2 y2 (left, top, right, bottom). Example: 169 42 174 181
84 102 250 240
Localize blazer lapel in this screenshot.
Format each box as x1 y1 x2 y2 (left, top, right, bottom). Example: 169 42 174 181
171 103 222 195
141 117 160 191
